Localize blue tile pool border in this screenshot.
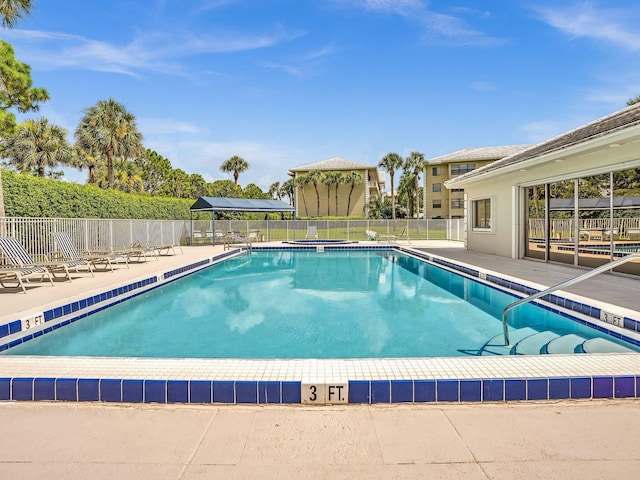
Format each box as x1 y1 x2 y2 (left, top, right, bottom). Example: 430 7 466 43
1 375 638 404
1 244 640 405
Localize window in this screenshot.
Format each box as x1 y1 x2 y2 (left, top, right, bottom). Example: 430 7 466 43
451 163 476 176
473 198 492 230
451 188 464 193
432 183 441 192
432 167 441 176
451 198 464 209
432 199 441 209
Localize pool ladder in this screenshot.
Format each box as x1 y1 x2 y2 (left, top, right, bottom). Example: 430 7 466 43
501 254 640 346
223 233 252 254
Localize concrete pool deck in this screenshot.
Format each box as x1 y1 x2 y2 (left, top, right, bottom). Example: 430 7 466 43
1 399 639 479
1 241 640 478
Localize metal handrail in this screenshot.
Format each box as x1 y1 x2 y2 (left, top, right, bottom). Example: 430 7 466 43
501 253 640 346
223 234 252 253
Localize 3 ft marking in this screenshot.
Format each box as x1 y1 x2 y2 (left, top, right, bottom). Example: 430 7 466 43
21 314 44 331
302 383 349 404
601 310 624 327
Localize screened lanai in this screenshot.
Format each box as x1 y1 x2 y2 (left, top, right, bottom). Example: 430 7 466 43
189 197 296 245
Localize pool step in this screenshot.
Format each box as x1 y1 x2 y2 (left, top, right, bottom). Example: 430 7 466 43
544 334 589 354
481 327 637 356
480 327 541 355
582 337 635 353
514 331 562 355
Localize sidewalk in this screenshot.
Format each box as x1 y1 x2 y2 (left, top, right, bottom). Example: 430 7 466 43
1 400 638 479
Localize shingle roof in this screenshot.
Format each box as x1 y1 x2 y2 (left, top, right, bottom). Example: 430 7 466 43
427 145 532 164
447 103 640 185
289 157 376 172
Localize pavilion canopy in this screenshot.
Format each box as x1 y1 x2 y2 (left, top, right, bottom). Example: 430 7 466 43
190 196 295 213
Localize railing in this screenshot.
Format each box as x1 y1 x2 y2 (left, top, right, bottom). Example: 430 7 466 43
0 217 465 259
223 233 252 253
501 254 640 346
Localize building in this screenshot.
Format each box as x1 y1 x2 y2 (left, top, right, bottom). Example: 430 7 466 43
423 145 532 219
288 158 385 218
445 103 640 276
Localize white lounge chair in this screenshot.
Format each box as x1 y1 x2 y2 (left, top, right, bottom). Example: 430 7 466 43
0 236 91 282
0 266 54 293
53 231 127 270
305 226 318 239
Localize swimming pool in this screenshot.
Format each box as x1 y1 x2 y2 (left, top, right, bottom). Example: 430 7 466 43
5 249 638 358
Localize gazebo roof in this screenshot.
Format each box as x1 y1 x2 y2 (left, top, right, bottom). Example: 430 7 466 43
190 197 295 212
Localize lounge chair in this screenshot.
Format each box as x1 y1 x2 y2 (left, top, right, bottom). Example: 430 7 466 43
135 239 182 256
53 232 127 271
127 241 159 262
0 266 54 293
305 226 318 239
247 230 262 242
0 236 92 282
365 230 378 241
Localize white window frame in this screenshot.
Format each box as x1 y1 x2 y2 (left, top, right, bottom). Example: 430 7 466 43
471 196 495 233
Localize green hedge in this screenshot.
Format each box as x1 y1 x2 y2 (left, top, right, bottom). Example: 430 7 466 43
1 169 194 219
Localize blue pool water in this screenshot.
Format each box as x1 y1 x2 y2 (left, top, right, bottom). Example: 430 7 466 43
5 250 638 358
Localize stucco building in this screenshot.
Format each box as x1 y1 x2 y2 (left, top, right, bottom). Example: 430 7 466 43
424 145 531 219
446 103 640 276
289 158 385 218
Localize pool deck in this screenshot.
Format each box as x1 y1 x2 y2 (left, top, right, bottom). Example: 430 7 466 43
1 399 638 479
2 241 640 478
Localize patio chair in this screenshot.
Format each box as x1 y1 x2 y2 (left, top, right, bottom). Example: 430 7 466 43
0 266 54 293
53 232 127 271
0 236 92 282
365 229 378 241
135 239 183 256
127 241 160 262
247 230 262 242
305 225 318 239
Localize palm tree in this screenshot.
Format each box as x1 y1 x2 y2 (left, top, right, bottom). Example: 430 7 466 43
378 152 404 219
627 95 640 106
404 151 425 218
307 170 323 216
4 118 72 177
334 171 346 216
281 178 295 206
398 171 415 218
294 174 310 216
220 155 249 186
268 181 281 200
0 0 31 28
323 171 340 216
345 171 363 217
75 98 143 189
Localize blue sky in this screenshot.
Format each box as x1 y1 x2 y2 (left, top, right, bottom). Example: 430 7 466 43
3 0 640 190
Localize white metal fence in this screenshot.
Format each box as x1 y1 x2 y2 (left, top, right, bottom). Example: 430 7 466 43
0 217 465 259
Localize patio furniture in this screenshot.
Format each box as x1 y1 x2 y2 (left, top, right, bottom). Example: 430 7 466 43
365 230 378 241
0 236 92 282
0 266 54 293
305 226 318 239
247 230 262 242
53 232 126 271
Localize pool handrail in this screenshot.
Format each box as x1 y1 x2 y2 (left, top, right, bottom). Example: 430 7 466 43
501 253 640 346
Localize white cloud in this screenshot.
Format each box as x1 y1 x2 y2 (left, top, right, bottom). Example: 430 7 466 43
3 26 303 77
333 0 504 46
534 3 640 51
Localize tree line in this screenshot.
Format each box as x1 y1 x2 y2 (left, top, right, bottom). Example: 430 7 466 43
0 1 270 218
